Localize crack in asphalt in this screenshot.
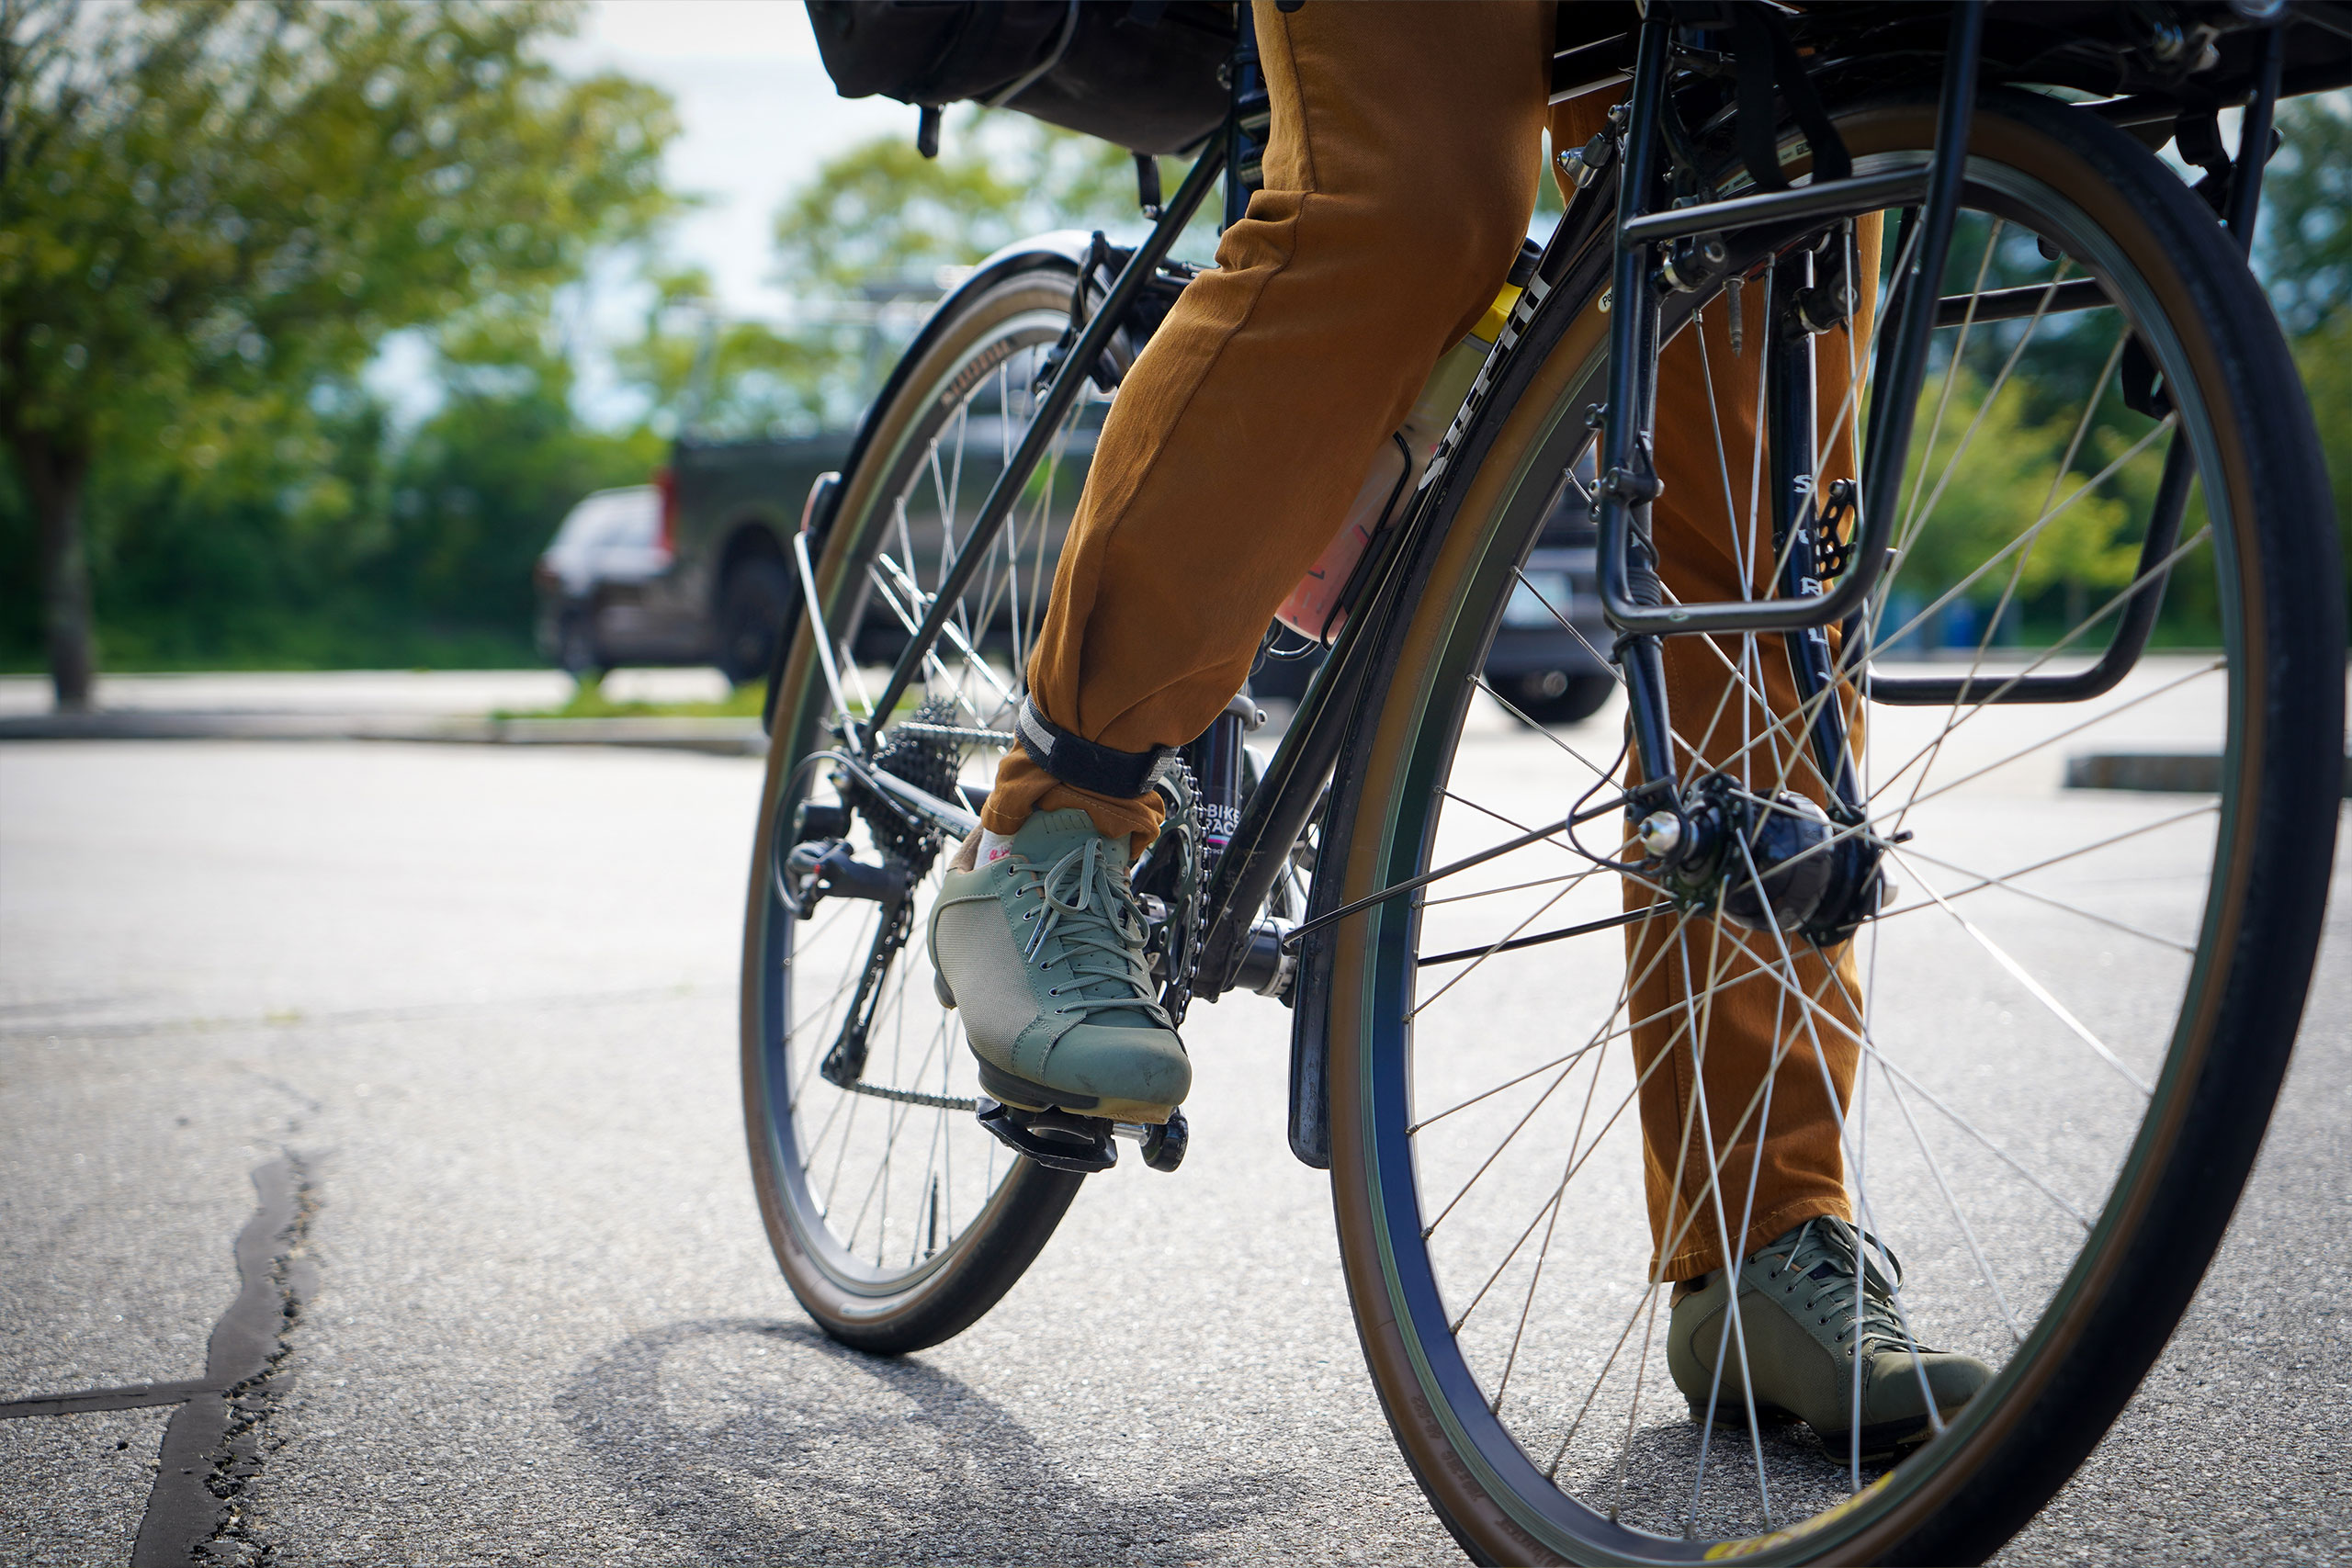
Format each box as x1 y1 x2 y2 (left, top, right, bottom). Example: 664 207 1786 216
126 1153 320 1568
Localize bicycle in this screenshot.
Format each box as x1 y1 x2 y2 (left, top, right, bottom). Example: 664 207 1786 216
745 5 2349 1562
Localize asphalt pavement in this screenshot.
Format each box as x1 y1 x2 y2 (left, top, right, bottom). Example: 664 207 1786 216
1 701 2345 1564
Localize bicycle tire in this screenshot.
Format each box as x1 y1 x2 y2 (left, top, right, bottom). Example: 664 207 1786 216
742 259 1117 1354
1314 88 2339 1563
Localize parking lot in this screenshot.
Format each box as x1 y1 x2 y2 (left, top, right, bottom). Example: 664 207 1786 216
2 685 2346 1564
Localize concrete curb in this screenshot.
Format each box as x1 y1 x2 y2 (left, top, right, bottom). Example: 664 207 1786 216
10 720 2339 794
0 711 767 757
2064 750 2352 796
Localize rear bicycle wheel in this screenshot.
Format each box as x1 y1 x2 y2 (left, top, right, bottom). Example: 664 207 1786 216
1316 90 2340 1562
742 260 1116 1353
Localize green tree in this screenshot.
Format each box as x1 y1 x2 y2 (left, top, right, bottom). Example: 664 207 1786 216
615 265 848 439
2292 313 2352 624
390 307 662 636
2259 92 2352 625
0 0 676 706
2261 94 2352 337
1894 367 2144 615
773 116 1156 299
754 116 1213 426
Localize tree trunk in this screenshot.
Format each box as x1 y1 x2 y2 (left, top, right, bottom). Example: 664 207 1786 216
8 430 97 712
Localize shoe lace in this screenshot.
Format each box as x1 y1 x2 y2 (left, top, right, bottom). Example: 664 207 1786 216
1760 1216 1919 1358
1019 836 1175 1027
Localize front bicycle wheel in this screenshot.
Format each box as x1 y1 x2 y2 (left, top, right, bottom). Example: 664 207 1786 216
1316 90 2340 1562
742 259 1115 1353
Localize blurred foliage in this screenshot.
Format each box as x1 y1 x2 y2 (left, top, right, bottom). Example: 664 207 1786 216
2261 95 2352 337
1 23 2345 684
616 264 849 440
390 320 666 637
754 112 1205 431
775 112 1148 295
1893 366 2144 609
2292 310 2352 619
0 0 675 684
1885 93 2352 643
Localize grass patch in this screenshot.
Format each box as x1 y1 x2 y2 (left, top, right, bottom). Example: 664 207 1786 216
496 675 768 720
0 618 541 675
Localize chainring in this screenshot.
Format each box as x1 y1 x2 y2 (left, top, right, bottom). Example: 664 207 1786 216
1148 759 1209 1025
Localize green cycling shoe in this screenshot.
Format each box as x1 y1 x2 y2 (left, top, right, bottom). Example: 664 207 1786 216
1668 1216 1992 1463
928 808 1191 1124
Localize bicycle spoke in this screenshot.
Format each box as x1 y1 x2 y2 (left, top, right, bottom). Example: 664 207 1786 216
1677 916 1777 1531
1693 911 2100 1233
1729 840 1950 1440
1883 637 2218 818
1546 1280 1659 1482
1888 851 2154 1095
1420 869 1593 911
1356 85 2305 1552
757 294 1102 1300
1424 909 1704 1239
1888 843 2196 953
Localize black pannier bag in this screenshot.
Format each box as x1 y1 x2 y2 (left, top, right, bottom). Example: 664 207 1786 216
806 1 1237 156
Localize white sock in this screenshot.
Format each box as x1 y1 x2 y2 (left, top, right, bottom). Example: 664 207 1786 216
978 828 1016 864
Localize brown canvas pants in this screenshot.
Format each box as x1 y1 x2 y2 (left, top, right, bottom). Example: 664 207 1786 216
980 1 1868 1280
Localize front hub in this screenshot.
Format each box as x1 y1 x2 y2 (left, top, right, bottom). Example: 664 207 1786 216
1641 776 1886 945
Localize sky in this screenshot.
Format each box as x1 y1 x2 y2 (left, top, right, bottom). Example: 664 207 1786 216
548 1 916 322
371 2 915 427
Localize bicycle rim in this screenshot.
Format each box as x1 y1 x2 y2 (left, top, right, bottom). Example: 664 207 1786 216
1319 92 2339 1563
741 265 1109 1349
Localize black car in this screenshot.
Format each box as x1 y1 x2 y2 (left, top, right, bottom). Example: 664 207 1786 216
1250 475 1613 727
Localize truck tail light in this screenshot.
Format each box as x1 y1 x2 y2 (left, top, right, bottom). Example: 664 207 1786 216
653 466 678 559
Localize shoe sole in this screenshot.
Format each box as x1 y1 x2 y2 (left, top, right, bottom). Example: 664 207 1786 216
933 970 1181 1126
1686 1397 1936 1467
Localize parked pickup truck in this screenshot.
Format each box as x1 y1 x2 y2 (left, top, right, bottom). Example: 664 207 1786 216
536 429 1612 724
534 432 853 684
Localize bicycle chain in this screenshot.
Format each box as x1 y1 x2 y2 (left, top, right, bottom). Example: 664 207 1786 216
840 1078 979 1112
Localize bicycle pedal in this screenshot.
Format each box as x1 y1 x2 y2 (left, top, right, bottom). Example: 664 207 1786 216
1114 1107 1188 1173
975 1097 1117 1174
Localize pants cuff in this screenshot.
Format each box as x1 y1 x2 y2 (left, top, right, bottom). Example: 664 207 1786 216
983 749 1164 858
1656 1195 1852 1283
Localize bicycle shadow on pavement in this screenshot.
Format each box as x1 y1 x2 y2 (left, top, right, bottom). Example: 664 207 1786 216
1559 1412 1888 1540
556 1317 1297 1565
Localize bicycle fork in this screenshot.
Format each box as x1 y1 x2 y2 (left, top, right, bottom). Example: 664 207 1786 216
1592 2 1983 942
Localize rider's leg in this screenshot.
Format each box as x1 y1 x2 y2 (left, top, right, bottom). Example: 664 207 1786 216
1619 212 1987 1446
1539 85 1888 1285
981 0 1552 852
937 1 1550 1121
1626 287 1879 1283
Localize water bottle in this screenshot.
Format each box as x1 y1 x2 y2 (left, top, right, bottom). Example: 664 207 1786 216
1273 282 1521 641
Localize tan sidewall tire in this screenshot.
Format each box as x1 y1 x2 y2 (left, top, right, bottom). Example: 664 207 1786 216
741 268 1088 1352
1321 92 2333 1565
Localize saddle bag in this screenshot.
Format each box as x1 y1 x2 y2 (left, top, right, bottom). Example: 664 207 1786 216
806 1 1237 156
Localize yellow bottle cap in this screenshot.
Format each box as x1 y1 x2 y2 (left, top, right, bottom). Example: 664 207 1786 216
1473 282 1524 344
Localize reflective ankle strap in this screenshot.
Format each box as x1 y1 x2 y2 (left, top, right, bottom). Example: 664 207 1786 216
1017 695 1175 800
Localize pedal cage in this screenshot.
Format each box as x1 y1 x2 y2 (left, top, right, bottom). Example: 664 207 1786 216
976 1098 1118 1174
974 1099 1190 1176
